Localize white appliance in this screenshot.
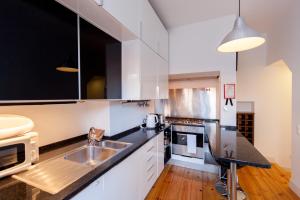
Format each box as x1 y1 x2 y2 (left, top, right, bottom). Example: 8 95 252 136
0 132 39 178
0 114 34 139
144 114 158 128
0 115 39 178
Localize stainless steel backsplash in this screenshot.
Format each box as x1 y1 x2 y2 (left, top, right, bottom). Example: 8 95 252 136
166 88 217 119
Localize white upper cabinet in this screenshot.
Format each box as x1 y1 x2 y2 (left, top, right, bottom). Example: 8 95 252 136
157 23 169 61
157 56 169 99
122 40 157 100
122 40 169 100
140 0 159 52
56 0 169 58
56 0 169 100
140 43 158 100
55 0 137 41
102 0 140 37
140 0 169 61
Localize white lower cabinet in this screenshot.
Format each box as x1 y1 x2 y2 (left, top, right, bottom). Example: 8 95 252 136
140 136 158 199
72 176 105 200
72 133 164 200
103 149 141 200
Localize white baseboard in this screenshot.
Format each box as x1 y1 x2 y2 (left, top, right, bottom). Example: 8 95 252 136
265 156 291 171
290 179 300 197
168 154 219 174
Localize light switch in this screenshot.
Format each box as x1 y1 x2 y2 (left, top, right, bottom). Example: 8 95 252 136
297 125 300 136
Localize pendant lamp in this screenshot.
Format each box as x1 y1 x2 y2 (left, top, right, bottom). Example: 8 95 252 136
217 0 265 52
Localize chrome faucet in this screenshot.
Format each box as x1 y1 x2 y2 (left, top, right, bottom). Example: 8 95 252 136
88 127 104 146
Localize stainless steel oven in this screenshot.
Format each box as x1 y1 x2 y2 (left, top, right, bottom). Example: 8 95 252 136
172 125 205 159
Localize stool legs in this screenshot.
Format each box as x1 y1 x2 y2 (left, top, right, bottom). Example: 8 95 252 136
230 162 237 200
227 168 231 199
216 163 247 199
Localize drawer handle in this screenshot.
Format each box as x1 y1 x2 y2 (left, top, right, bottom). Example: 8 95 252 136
147 155 154 162
147 164 154 172
147 146 154 152
147 172 155 182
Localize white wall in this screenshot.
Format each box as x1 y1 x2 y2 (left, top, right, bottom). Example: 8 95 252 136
0 101 109 146
0 101 152 146
238 0 300 195
169 15 236 126
108 101 153 136
274 0 300 196
237 44 292 169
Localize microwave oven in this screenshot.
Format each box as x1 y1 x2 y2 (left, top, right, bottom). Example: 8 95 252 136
0 132 39 178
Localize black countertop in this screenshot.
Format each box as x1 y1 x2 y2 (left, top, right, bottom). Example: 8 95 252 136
206 122 271 168
0 126 167 200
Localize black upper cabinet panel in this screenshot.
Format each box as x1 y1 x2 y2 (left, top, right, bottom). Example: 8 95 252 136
80 18 121 99
0 0 78 101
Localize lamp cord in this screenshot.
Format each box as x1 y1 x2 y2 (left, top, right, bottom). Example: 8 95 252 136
239 0 241 17
236 0 241 71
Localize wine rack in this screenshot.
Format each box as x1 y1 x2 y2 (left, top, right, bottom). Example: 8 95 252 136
237 112 254 144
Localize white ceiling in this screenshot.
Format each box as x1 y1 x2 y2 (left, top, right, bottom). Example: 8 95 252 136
149 0 293 32
149 0 238 29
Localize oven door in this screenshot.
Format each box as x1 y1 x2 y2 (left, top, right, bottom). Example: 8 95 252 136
0 136 32 178
172 131 204 158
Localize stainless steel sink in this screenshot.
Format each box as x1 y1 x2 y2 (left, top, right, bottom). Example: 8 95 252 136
99 140 131 149
64 140 132 165
64 146 117 166
13 140 132 195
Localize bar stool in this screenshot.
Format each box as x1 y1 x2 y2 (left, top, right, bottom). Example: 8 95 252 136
205 138 247 200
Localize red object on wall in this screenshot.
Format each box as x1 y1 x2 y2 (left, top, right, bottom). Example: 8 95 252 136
224 84 236 99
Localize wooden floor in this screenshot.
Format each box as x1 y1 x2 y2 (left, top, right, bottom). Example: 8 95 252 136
146 164 300 200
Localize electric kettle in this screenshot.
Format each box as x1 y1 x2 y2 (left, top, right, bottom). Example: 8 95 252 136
144 114 158 128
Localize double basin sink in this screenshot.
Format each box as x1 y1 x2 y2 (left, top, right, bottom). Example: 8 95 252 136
13 140 132 195
64 140 132 166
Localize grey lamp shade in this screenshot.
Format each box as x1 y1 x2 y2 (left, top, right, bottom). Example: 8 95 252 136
217 17 265 52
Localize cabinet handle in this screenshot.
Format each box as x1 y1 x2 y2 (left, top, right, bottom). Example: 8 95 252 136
95 180 101 186
147 172 155 182
147 145 154 152
147 164 155 172
147 155 154 162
